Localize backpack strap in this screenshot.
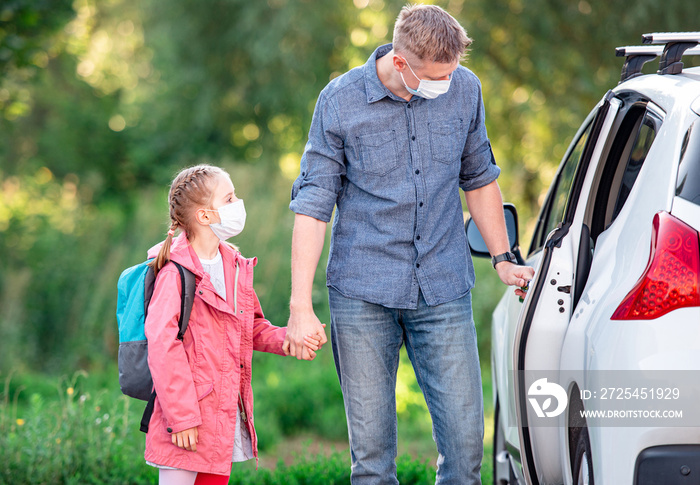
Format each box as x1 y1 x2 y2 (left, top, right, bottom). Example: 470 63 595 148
140 260 197 434
140 391 157 433
171 261 196 340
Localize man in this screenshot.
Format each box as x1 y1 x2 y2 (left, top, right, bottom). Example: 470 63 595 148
283 4 534 484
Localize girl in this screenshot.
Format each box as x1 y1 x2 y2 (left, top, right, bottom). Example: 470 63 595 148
144 164 322 485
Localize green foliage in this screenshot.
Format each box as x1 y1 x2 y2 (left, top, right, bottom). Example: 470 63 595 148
253 351 348 448
0 371 156 484
1 0 401 199
132 0 359 172
231 452 436 485
471 257 507 358
0 370 444 484
0 0 74 74
0 171 161 373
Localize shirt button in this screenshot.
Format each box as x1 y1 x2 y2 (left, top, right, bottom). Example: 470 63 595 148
407 103 411 108
419 202 424 207
415 169 420 174
416 235 421 240
411 135 416 141
416 263 420 268
240 364 244 369
167 427 173 433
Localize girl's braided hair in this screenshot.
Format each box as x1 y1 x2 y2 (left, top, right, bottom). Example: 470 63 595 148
149 164 229 275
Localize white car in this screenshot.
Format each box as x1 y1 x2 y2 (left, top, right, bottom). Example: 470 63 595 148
467 32 700 485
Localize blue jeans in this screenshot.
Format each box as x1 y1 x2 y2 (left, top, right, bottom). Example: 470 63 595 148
329 287 484 485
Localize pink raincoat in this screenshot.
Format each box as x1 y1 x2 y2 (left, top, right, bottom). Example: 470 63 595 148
143 233 286 474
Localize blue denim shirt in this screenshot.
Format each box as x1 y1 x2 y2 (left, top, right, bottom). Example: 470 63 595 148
290 44 500 309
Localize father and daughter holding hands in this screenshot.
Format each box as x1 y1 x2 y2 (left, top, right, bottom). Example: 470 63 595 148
141 5 532 485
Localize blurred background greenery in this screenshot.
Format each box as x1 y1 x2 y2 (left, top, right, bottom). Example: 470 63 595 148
0 0 698 482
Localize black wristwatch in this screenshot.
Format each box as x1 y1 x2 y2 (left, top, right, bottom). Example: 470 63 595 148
491 251 517 269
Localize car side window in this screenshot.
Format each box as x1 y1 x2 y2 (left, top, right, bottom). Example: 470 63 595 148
590 103 662 241
610 112 659 221
530 119 594 254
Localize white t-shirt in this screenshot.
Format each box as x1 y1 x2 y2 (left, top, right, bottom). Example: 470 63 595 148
199 251 226 300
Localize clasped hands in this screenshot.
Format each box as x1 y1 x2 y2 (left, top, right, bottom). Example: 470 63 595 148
282 307 328 361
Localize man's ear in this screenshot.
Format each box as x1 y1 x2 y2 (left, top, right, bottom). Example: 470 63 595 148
393 54 407 72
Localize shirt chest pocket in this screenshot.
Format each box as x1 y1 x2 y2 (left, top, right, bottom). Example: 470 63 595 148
356 130 400 176
429 119 464 164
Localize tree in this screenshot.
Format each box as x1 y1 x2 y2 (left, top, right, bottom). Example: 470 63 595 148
0 0 74 74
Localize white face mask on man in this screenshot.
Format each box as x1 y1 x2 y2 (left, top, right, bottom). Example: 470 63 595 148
206 199 246 240
399 57 452 99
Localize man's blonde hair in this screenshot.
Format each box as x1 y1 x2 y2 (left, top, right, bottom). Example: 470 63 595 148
392 4 472 63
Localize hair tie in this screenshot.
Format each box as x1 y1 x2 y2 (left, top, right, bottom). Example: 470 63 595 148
168 229 175 236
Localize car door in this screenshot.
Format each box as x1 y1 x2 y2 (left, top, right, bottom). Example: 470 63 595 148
512 91 622 485
493 101 599 477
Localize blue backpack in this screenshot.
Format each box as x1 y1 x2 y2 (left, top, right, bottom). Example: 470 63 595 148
116 258 196 432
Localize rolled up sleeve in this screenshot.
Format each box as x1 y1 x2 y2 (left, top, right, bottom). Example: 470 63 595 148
459 77 501 192
290 90 346 223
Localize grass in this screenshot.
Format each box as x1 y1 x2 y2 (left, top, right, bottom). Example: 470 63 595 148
0 363 496 484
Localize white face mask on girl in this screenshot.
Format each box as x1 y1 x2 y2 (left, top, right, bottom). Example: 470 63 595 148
207 199 246 240
399 57 451 99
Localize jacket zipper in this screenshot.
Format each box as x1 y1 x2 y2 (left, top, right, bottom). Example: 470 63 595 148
233 260 247 423
233 260 240 314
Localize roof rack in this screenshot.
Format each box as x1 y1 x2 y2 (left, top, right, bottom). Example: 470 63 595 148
616 32 700 83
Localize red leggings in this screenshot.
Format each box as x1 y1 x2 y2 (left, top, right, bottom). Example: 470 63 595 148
194 472 229 485
194 472 228 485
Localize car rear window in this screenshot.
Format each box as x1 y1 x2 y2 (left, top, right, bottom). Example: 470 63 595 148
676 121 700 206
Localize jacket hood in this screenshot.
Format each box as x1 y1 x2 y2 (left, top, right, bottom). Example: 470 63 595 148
147 233 245 277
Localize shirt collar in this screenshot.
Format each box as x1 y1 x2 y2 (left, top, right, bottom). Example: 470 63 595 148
364 43 400 104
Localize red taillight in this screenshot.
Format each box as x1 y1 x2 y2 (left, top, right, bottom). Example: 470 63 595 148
611 212 700 320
